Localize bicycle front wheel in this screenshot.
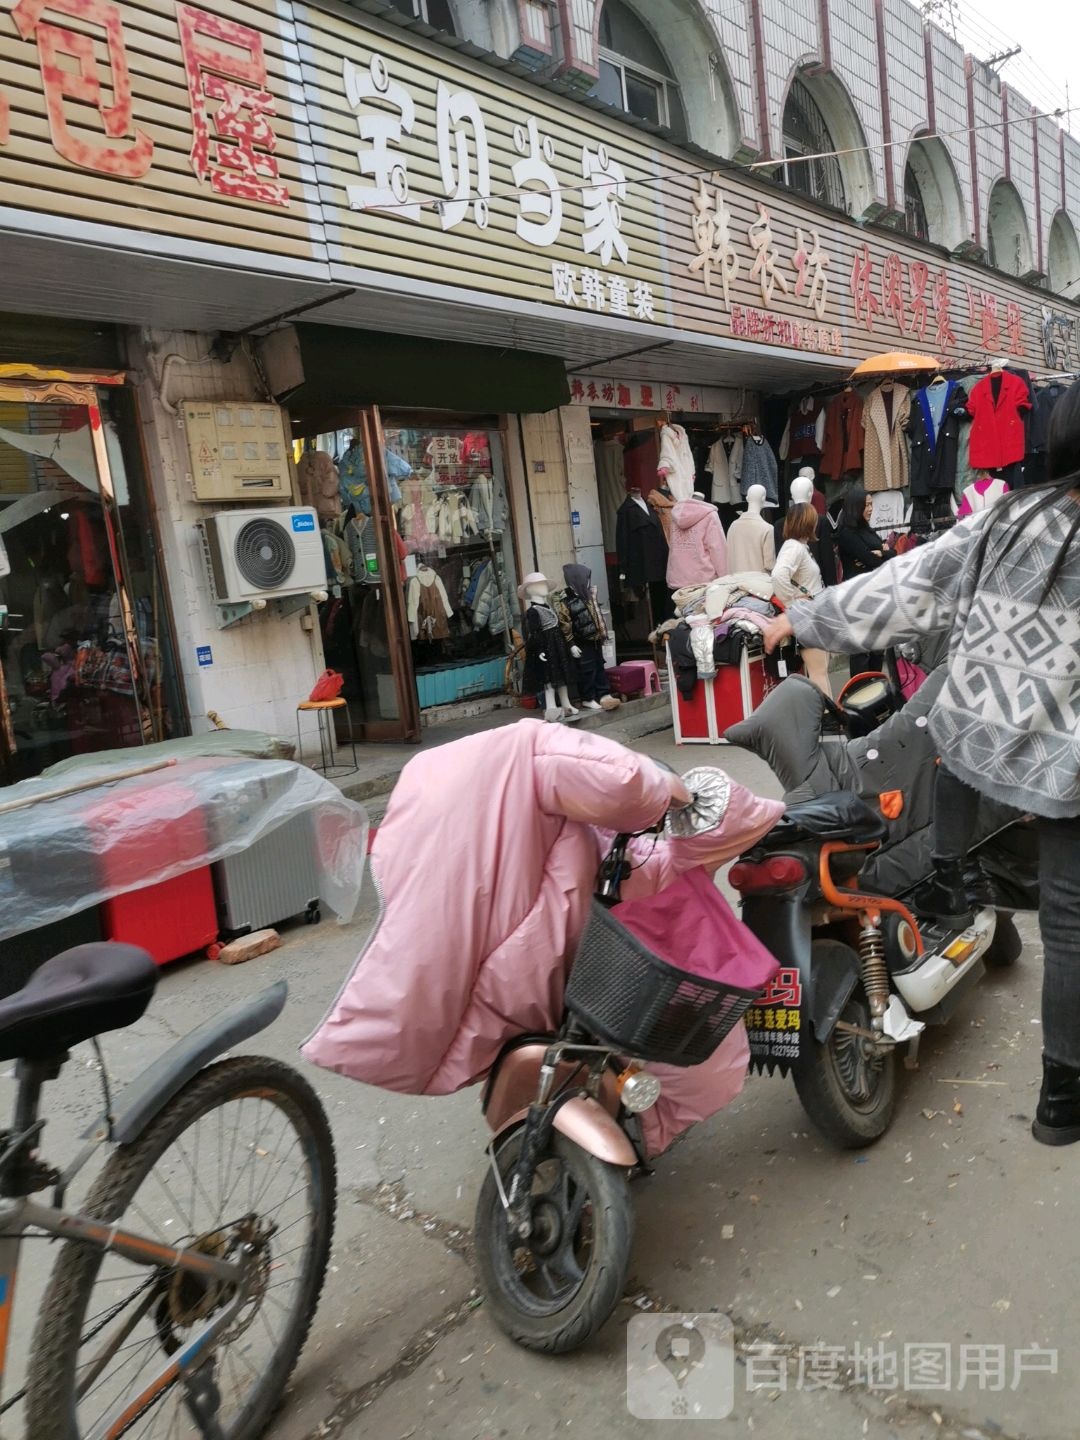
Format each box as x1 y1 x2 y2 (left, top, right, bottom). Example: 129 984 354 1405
26 1055 335 1440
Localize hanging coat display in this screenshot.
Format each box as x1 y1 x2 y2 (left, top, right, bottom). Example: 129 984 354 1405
780 396 827 462
739 434 779 503
656 422 696 501
615 495 668 587
906 380 969 498
863 383 911 493
819 388 865 479
705 434 744 507
965 371 1031 471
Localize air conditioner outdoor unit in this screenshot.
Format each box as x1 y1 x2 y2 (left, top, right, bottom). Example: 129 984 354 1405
198 508 325 605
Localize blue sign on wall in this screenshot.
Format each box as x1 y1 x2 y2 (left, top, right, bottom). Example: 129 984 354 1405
196 645 213 668
571 510 581 526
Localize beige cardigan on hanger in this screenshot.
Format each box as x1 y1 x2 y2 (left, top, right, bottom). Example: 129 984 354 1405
863 383 911 493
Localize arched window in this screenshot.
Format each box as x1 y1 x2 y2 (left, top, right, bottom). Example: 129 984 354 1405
590 1 687 139
904 162 930 242
902 137 966 251
387 0 456 31
987 180 1033 277
1047 211 1080 295
781 78 845 210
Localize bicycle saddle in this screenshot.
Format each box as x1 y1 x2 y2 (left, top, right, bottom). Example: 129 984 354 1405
0 944 158 1062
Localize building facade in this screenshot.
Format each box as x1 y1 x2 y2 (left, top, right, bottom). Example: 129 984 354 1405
1 0 1079 773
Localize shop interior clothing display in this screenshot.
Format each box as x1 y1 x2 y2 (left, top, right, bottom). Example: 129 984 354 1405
0 397 179 783
705 432 744 508
310 421 519 728
763 364 1073 579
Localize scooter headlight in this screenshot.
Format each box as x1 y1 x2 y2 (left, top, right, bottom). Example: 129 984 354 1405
619 1068 662 1114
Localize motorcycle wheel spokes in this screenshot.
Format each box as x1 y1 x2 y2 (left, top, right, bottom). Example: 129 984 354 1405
504 1157 593 1313
829 1000 886 1111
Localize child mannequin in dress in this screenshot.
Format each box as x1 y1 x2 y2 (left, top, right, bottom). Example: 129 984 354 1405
519 572 579 722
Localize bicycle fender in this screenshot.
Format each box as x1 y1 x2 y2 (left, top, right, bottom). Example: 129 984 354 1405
105 982 288 1147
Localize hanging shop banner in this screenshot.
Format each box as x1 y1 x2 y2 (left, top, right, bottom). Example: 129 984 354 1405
566 378 743 414
0 0 322 264
290 2 665 322
660 162 1056 370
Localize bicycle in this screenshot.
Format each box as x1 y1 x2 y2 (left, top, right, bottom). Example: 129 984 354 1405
0 941 336 1439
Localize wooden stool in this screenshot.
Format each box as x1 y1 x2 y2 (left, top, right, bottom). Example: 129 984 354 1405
296 698 358 778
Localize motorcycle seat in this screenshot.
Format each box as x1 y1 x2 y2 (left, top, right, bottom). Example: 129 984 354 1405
759 792 889 850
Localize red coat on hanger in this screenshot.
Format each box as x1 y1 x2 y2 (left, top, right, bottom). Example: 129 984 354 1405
965 371 1031 470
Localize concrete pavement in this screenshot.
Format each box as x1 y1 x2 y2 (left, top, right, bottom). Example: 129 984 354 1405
1 731 1069 1440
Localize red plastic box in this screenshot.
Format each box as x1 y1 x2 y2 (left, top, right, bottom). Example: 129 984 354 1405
101 869 219 967
84 780 220 966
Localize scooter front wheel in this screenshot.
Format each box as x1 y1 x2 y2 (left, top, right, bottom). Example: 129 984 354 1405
474 1129 634 1354
793 947 897 1148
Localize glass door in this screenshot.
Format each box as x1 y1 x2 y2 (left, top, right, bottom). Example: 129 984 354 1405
0 379 164 782
305 408 421 743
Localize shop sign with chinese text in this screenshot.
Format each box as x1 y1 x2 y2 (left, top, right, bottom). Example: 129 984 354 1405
567 377 742 413
1 0 1076 371
291 2 664 321
663 163 1049 368
0 0 319 262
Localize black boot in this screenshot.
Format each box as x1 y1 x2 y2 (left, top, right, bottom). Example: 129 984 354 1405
911 858 974 928
1032 1056 1080 1146
963 859 996 912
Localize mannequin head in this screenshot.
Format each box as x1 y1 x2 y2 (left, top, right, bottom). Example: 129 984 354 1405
789 474 814 506
518 571 549 604
692 490 706 501
745 484 769 516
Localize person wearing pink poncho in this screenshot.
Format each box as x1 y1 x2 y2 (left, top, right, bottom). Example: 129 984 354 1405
302 720 783 1156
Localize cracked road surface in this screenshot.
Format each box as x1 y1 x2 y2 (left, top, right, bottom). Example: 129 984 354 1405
1 735 1071 1440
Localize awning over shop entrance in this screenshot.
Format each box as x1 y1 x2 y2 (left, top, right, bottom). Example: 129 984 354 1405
280 324 571 427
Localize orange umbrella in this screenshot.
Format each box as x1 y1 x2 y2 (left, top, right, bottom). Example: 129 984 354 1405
850 351 939 378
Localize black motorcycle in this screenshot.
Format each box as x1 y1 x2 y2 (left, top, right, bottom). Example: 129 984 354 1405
723 655 1038 1147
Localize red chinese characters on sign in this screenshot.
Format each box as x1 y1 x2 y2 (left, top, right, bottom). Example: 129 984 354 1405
907 261 930 342
1006 301 1025 356
881 253 905 331
850 244 882 332
569 377 585 402
176 4 288 207
759 968 803 1008
730 305 843 356
10 0 152 176
933 269 956 350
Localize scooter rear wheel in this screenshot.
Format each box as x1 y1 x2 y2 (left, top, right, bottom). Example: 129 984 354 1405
474 1129 633 1353
793 944 897 1148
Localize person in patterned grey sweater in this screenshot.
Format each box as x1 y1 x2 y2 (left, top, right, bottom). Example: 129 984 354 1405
764 379 1080 1147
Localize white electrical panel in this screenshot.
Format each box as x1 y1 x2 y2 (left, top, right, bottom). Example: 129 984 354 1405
183 401 293 502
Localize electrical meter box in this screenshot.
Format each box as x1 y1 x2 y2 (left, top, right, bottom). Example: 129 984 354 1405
183 402 294 502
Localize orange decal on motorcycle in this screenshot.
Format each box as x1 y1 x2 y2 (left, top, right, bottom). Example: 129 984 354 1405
879 790 904 820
